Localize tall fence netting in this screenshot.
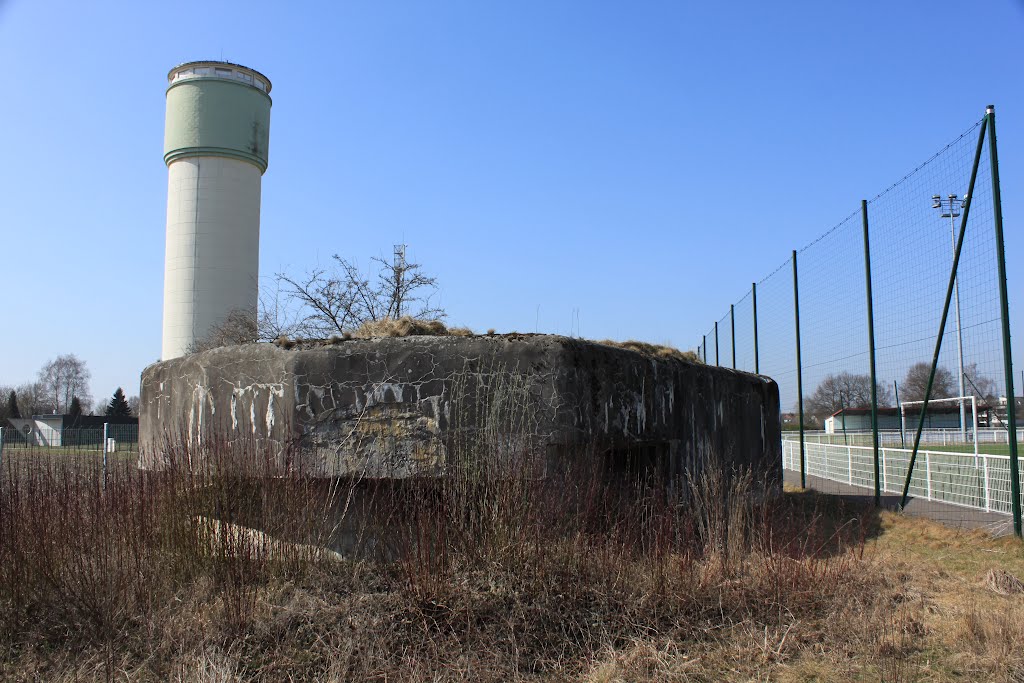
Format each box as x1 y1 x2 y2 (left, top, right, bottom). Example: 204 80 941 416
696 113 1020 533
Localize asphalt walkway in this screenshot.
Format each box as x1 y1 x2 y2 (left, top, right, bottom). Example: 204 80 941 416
783 469 1014 537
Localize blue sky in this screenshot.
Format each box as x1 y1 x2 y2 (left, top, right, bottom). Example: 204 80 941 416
0 0 1022 406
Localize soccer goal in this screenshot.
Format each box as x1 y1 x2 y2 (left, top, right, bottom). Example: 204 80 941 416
899 395 979 461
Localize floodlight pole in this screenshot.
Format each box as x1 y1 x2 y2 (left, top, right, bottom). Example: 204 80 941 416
933 193 968 443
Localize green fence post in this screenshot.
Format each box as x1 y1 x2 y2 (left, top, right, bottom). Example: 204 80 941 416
986 105 1021 537
102 422 109 493
730 304 736 369
702 335 707 363
862 199 881 506
752 282 759 374
900 115 988 509
793 250 806 488
714 322 719 367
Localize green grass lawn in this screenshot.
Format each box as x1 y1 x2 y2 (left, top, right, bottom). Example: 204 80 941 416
1 448 139 481
1 446 138 458
790 434 1015 457
917 442 1013 457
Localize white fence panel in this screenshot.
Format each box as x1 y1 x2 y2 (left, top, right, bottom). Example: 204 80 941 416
781 439 1021 517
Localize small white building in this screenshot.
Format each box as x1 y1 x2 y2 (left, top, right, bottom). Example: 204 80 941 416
5 416 66 446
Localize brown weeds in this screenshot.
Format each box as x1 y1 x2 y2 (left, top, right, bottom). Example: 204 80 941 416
353 317 450 338
0 435 1019 681
597 339 700 362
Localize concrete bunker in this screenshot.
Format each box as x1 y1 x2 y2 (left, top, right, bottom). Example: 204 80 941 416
139 334 781 486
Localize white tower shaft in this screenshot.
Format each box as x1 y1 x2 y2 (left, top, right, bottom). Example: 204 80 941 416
162 158 262 358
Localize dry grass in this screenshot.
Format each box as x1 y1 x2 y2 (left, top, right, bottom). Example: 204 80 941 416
351 316 475 338
597 339 701 363
1 442 1023 681
271 318 475 345
853 511 1024 681
353 316 451 338
269 319 703 358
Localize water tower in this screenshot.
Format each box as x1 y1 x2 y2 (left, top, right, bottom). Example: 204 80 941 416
161 61 272 359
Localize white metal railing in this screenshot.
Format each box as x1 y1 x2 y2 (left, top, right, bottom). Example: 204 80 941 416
782 438 1023 516
787 429 1023 448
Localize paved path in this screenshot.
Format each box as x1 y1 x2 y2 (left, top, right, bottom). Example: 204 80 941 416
783 469 1014 536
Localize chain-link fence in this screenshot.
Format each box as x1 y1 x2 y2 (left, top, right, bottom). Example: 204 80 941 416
696 106 1021 535
0 423 139 483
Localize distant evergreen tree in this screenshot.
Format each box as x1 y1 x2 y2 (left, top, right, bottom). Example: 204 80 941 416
105 388 131 417
68 396 83 422
6 390 19 419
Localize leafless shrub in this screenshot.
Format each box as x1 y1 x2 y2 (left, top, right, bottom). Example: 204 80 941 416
279 250 445 338
191 309 259 352
191 279 305 352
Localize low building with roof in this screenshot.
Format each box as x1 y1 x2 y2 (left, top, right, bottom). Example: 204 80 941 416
823 402 992 434
4 414 137 447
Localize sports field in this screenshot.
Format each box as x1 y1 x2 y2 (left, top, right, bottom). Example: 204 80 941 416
917 442 1014 457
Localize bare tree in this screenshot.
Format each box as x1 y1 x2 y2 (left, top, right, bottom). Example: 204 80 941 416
806 371 894 419
0 385 11 420
37 355 91 414
279 249 444 338
963 362 998 404
256 277 303 340
92 396 109 416
16 381 53 416
900 362 955 404
192 249 444 351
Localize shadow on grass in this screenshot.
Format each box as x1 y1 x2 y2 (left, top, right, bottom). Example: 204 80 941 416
772 486 885 558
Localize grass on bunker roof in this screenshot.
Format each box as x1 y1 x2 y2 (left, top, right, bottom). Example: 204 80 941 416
268 316 704 363
1 450 1024 682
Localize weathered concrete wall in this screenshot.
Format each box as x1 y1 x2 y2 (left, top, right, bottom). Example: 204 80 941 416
139 335 780 481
